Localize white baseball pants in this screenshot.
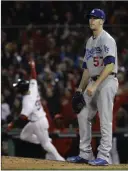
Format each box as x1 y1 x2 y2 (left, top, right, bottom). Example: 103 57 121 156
78 76 118 163
20 117 65 161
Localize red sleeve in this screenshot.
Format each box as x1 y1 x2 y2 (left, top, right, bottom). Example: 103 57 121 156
28 59 37 79
20 114 28 120
30 65 37 79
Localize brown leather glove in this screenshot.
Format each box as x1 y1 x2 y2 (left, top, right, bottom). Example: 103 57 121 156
72 91 86 114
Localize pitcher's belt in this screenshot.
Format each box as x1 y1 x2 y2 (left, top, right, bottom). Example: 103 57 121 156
91 72 117 81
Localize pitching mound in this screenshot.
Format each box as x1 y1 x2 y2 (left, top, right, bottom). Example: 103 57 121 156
1 156 128 170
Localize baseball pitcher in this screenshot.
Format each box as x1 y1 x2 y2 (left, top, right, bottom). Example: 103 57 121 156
67 9 118 166
7 58 65 161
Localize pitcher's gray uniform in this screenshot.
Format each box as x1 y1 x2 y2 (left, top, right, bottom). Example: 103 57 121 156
78 29 118 162
20 79 65 161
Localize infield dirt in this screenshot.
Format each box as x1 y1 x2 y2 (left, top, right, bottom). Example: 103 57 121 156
1 156 128 170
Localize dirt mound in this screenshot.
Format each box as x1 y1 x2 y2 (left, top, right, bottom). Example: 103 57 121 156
1 156 128 170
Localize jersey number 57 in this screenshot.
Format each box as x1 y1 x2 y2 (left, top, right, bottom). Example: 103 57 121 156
93 56 104 67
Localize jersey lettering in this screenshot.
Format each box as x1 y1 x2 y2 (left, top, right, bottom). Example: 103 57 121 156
86 47 102 60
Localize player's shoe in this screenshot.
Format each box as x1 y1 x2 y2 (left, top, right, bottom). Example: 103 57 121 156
88 158 109 166
67 156 88 163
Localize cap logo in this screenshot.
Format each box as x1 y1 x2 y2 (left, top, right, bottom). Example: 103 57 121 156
91 10 95 13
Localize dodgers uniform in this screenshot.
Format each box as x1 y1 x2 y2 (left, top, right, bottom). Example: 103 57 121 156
78 29 118 163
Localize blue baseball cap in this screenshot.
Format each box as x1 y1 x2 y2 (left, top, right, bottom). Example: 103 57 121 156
87 9 106 20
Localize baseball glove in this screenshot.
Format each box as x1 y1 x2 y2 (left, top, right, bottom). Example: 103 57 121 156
72 91 86 114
